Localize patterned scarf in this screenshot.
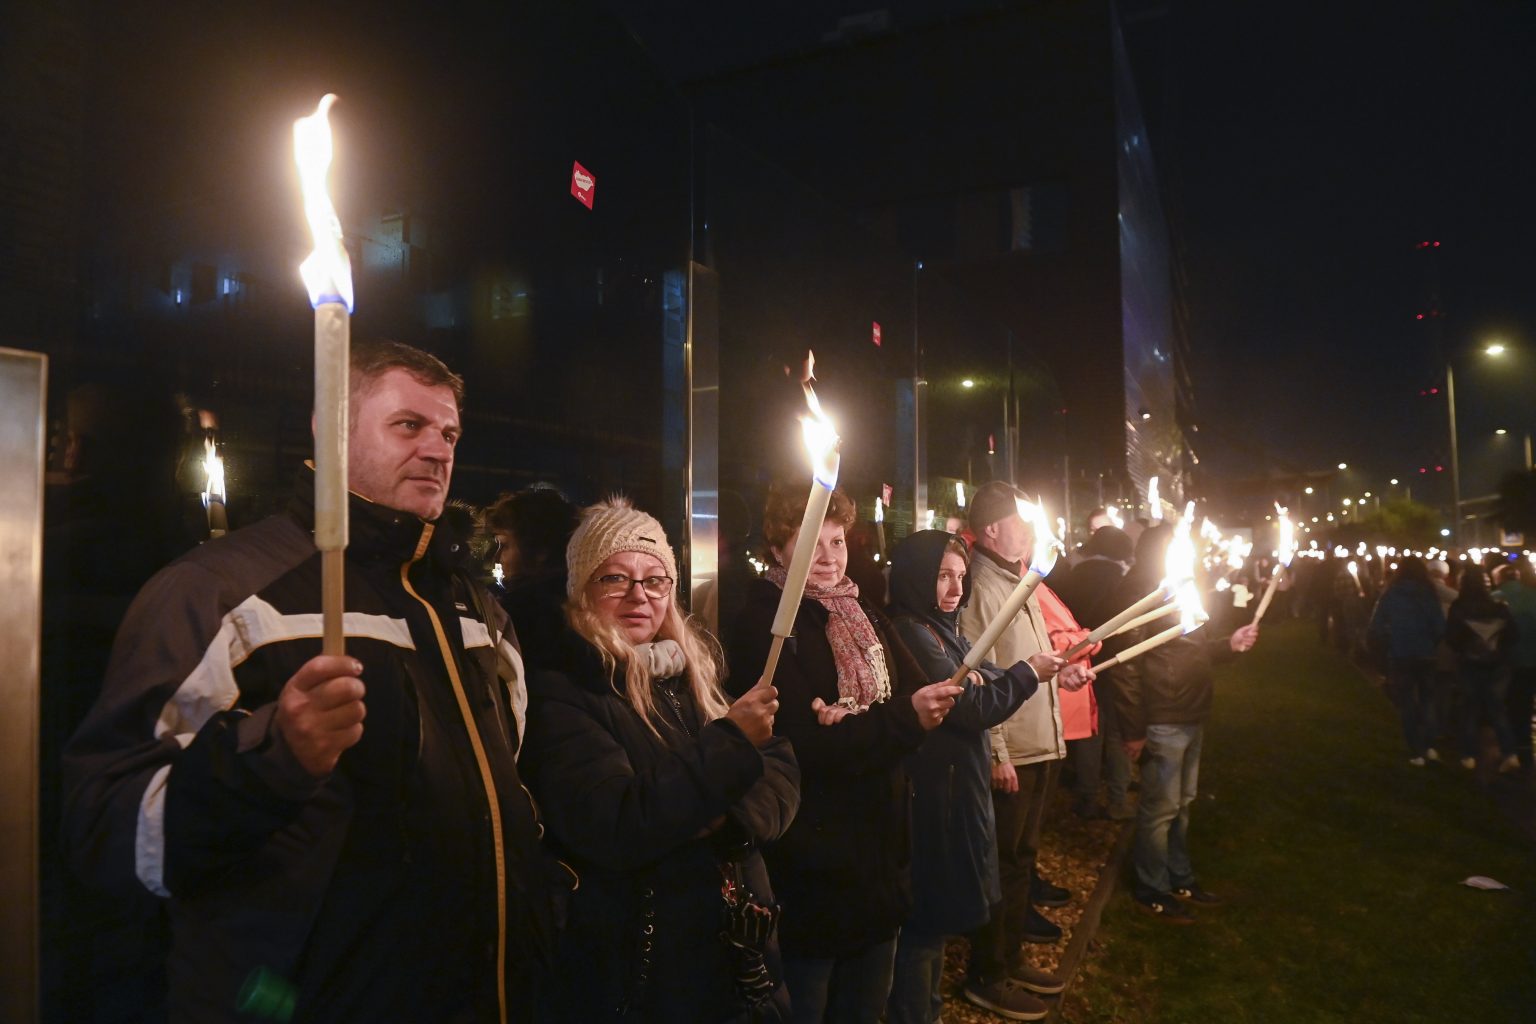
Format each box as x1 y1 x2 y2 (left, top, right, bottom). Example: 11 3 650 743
767 565 891 711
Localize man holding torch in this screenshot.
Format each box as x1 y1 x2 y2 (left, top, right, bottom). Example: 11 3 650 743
957 482 1094 1014
62 342 557 1023
1098 523 1260 923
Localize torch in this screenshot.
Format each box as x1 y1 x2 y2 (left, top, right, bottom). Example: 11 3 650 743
948 495 1061 685
201 436 229 538
763 352 840 687
1091 578 1208 672
1252 504 1294 625
1064 501 1197 659
1147 475 1163 521
874 496 887 564
295 94 354 656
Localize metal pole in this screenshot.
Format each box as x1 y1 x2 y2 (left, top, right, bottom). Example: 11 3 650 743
1524 430 1532 472
1447 360 1462 546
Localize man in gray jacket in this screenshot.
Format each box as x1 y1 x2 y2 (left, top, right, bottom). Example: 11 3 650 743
959 482 1092 1001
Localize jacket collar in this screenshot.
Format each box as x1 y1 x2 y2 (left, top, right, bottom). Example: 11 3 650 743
287 466 470 571
973 543 1022 579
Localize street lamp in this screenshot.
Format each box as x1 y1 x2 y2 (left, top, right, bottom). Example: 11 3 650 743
1445 341 1506 546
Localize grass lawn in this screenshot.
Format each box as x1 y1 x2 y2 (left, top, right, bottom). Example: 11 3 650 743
1059 620 1536 1023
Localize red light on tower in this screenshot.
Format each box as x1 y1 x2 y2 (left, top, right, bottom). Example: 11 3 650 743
1435 465 1444 472
1415 313 1425 320
1432 241 1440 247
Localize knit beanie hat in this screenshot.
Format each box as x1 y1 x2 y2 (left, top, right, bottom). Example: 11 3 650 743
968 480 1025 534
566 496 679 599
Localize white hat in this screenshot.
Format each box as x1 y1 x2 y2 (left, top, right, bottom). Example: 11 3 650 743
566 496 679 598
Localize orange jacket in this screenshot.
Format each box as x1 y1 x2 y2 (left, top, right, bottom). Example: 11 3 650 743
1038 584 1099 740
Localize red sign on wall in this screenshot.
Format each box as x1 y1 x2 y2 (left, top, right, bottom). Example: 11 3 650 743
570 161 596 209
872 321 882 347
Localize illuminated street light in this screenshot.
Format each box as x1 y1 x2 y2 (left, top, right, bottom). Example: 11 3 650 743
1390 478 1399 485
961 378 975 389
1496 428 1508 435
1485 342 1506 356
1337 462 1348 470
1304 486 1314 495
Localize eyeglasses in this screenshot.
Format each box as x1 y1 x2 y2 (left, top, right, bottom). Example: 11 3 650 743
590 574 674 600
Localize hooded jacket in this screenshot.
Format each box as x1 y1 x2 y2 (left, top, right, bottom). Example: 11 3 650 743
62 477 556 1024
522 631 799 1022
959 546 1065 766
886 531 1037 934
726 575 929 959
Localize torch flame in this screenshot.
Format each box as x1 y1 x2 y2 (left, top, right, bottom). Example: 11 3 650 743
201 437 226 506
1160 503 1197 591
1016 495 1062 576
1148 476 1163 520
1174 577 1208 635
1347 560 1360 578
1227 536 1252 571
1274 503 1295 567
798 351 840 488
294 94 354 311
874 496 884 523
1106 505 1124 529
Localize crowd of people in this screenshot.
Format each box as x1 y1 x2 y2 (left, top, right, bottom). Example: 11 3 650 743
59 341 1289 1023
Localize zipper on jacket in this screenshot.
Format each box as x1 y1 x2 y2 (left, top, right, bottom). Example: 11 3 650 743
397 522 511 1024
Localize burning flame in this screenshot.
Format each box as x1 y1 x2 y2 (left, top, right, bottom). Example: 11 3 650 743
1148 476 1163 520
798 351 840 488
294 94 354 311
1016 495 1062 576
1200 517 1221 543
1274 503 1295 567
201 437 226 507
956 481 967 508
1347 560 1361 578
1106 505 1124 529
874 496 884 523
1173 576 1208 635
1160 503 1197 593
1227 535 1252 571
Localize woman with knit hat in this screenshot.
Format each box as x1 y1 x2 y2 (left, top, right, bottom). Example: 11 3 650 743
726 483 964 1024
521 497 800 1023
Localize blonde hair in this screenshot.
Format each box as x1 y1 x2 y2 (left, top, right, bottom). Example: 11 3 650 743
566 588 732 736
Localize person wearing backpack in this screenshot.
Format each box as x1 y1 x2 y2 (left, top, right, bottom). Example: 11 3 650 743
1445 564 1522 773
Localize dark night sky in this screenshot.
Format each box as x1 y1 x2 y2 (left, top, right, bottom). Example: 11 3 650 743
67 0 1536 506
619 0 1536 500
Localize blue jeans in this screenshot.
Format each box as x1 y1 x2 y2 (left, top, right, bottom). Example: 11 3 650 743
1459 663 1515 758
886 928 944 1024
1386 657 1438 756
1133 723 1203 899
783 937 898 1024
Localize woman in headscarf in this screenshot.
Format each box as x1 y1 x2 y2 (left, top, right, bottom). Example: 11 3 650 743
523 497 800 1022
884 530 1061 1024
727 483 962 1024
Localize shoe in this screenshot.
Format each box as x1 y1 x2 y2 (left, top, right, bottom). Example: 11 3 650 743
1408 756 1426 767
1021 906 1063 943
1460 757 1477 770
1499 754 1522 774
1030 876 1071 908
1009 961 1065 995
1172 882 1223 906
1107 798 1137 820
962 979 1049 1021
1425 747 1441 763
1133 893 1197 924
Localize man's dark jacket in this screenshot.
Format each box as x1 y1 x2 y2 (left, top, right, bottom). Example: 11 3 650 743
63 480 557 1022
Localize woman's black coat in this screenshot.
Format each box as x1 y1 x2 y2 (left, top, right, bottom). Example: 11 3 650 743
523 633 800 1022
726 575 930 959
